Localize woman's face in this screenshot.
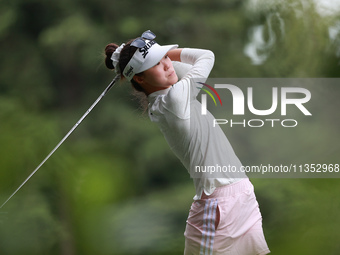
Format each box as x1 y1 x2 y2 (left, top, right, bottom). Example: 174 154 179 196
135 54 178 94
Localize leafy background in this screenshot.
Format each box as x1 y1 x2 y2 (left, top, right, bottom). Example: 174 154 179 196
0 0 340 254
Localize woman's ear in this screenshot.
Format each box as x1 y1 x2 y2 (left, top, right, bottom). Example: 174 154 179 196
133 75 144 85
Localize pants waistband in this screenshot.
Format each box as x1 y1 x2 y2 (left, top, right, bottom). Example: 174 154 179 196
201 178 253 199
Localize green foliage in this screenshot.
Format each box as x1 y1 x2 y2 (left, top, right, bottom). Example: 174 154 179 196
0 0 340 254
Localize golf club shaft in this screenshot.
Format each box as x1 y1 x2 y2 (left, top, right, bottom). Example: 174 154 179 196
0 75 120 209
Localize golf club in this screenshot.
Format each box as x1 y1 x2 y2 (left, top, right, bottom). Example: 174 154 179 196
0 74 120 209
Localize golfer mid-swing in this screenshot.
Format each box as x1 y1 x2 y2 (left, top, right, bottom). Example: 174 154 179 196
104 30 270 255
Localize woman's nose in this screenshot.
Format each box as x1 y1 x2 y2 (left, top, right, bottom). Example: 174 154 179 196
163 58 170 70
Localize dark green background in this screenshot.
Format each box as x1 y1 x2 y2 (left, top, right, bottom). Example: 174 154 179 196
1 0 339 254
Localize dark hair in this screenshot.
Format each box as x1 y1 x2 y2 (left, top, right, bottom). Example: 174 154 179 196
104 41 148 111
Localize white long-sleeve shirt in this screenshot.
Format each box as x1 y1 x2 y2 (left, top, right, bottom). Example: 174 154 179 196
148 48 247 199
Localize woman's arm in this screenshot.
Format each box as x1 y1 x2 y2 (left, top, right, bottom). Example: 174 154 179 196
169 48 215 80
163 48 215 118
180 49 215 78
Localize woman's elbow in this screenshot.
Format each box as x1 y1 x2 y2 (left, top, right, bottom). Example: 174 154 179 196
205 50 215 64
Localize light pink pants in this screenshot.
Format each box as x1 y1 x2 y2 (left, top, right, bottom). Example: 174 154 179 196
184 179 270 255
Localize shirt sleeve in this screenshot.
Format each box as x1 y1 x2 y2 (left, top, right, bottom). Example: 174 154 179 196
164 48 215 119
180 48 215 81
172 61 192 80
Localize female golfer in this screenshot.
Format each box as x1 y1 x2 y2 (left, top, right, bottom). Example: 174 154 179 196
104 30 270 255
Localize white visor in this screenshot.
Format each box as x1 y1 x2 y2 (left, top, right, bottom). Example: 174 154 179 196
123 40 178 81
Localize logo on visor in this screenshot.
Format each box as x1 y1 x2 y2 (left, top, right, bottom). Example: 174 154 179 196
124 66 134 78
139 40 156 58
197 82 223 106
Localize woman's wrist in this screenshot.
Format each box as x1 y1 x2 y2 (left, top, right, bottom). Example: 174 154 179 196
168 48 183 62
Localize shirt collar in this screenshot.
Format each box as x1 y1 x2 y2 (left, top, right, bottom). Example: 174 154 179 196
148 87 171 103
